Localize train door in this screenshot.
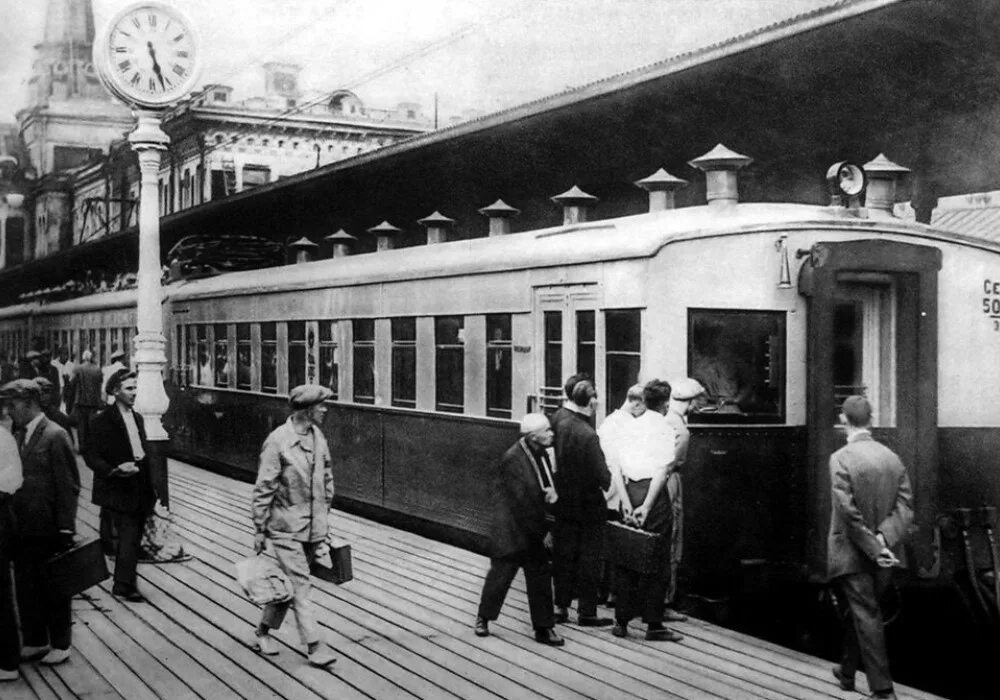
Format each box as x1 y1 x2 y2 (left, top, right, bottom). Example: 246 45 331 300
799 239 941 576
534 284 602 414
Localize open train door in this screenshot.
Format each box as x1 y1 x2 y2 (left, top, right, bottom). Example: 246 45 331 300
799 238 941 579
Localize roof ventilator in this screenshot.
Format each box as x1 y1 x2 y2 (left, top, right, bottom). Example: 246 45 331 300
324 229 357 258
367 220 402 251
551 185 598 225
688 144 752 207
863 153 910 219
478 199 520 236
418 211 456 244
288 236 318 264
635 168 687 211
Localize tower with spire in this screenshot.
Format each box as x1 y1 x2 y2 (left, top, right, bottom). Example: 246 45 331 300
17 0 133 178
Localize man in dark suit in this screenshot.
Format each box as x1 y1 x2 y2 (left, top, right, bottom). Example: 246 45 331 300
550 374 613 627
474 413 563 646
0 418 23 681
2 379 79 666
68 350 104 452
83 370 156 603
828 395 913 700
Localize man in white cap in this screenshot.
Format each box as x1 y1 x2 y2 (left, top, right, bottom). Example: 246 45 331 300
662 377 705 621
474 413 563 646
251 384 337 668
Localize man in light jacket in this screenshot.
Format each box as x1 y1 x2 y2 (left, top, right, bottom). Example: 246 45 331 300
827 395 913 700
251 384 336 668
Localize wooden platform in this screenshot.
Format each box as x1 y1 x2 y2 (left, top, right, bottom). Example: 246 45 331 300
6 458 944 700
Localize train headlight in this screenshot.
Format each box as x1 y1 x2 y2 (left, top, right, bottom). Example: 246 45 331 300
826 161 867 206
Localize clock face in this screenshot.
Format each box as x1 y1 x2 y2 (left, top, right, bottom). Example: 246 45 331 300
96 2 200 107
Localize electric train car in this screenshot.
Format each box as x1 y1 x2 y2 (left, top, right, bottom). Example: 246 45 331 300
2 149 999 620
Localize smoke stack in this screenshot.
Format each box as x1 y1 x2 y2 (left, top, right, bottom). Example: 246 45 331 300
634 168 688 211
417 210 456 244
688 144 752 206
324 229 357 258
367 220 402 251
863 153 910 217
288 236 318 264
478 199 520 236
551 185 598 225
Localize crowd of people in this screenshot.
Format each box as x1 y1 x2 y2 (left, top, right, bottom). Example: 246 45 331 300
0 348 913 698
0 341 160 682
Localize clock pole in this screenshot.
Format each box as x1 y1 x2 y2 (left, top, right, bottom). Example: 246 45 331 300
129 110 173 506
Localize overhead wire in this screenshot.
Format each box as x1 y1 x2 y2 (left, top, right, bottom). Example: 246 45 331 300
187 0 536 163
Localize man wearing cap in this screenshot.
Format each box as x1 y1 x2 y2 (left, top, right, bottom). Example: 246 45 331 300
0 412 23 681
34 377 75 446
83 370 156 603
21 350 42 379
474 413 563 646
662 377 705 621
828 395 913 700
68 350 103 452
549 373 613 627
2 378 79 666
251 384 337 668
101 349 128 406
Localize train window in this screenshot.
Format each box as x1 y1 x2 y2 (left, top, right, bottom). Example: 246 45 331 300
353 319 375 405
236 324 252 390
98 329 107 366
318 322 338 398
486 314 512 419
544 311 562 390
214 324 229 388
688 309 785 424
261 322 278 394
391 318 416 408
435 316 464 413
577 310 595 380
88 329 97 363
605 309 641 411
288 321 307 389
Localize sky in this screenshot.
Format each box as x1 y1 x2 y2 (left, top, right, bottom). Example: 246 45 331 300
0 0 836 124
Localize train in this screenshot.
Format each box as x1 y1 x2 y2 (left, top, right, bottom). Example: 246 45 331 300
2 146 999 628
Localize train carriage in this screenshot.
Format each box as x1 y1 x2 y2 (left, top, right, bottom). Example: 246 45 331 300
2 150 999 620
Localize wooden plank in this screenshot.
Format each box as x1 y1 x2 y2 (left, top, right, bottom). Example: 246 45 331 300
19 664 74 700
70 613 159 700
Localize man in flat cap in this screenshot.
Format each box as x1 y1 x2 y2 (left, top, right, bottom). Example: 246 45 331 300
828 395 912 700
251 384 337 668
662 377 705 621
2 379 79 666
474 413 563 646
84 370 156 603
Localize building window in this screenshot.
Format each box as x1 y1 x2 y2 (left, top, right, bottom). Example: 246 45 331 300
435 316 464 413
352 319 375 404
262 138 269 147
486 314 512 419
407 110 416 119
214 323 228 388
213 91 228 102
261 322 277 394
210 170 226 199
318 321 338 398
241 165 270 189
688 309 785 423
236 323 251 390
391 318 416 408
214 134 224 144
605 310 641 414
288 321 307 389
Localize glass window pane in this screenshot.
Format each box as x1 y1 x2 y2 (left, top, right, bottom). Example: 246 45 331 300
606 310 640 352
605 309 641 412
487 313 512 418
354 319 374 342
577 310 595 379
487 314 511 342
544 310 562 389
435 316 464 413
261 322 277 394
392 346 416 407
391 317 416 342
214 323 228 388
688 309 785 423
236 323 251 390
320 345 339 397
353 346 375 404
606 354 640 411
289 344 306 388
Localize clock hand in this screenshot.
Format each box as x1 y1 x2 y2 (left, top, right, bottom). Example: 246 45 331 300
147 41 165 89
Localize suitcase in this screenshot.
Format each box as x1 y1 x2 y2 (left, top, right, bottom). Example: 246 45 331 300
45 537 110 600
310 537 353 584
603 521 663 574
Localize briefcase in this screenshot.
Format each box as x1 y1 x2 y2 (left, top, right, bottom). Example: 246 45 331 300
310 537 353 584
603 521 662 574
45 537 110 600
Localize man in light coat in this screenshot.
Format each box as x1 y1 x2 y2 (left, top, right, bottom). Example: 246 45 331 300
827 395 913 700
251 384 337 668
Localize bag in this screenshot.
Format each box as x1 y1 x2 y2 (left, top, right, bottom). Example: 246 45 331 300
310 537 352 584
603 520 662 574
140 501 191 563
234 555 294 605
45 537 110 599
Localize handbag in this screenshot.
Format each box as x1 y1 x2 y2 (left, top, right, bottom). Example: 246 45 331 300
603 520 662 574
234 555 294 605
310 536 353 584
45 537 110 600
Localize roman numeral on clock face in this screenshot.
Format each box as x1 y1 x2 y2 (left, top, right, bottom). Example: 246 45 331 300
130 73 140 87
172 64 186 77
118 60 131 72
